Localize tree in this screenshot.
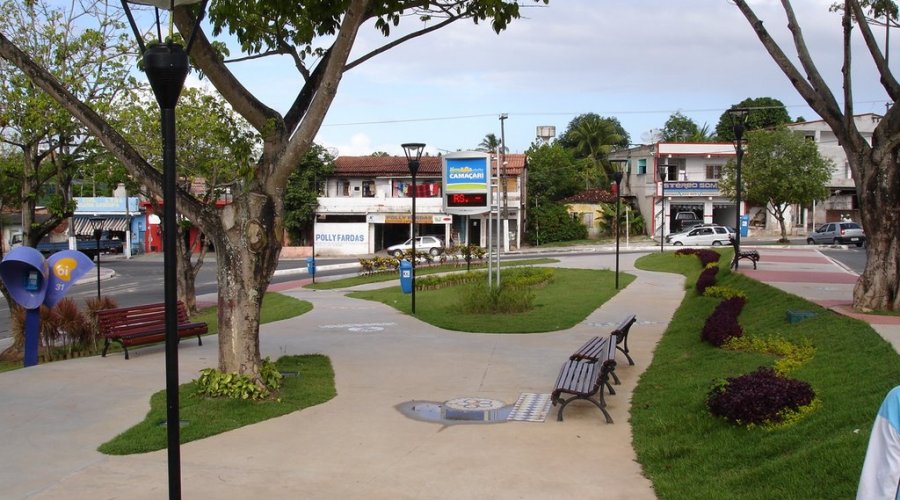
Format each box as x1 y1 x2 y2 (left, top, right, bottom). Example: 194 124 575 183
733 0 899 311
477 132 505 153
558 114 627 188
0 0 546 384
661 112 714 142
0 0 131 247
283 144 335 245
714 97 792 141
524 142 584 244
720 128 832 242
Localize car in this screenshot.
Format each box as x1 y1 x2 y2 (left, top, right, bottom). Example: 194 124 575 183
666 224 734 243
806 221 866 247
386 235 445 257
674 211 703 231
669 225 733 246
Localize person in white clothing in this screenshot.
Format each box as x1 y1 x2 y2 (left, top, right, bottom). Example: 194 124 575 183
858 386 900 500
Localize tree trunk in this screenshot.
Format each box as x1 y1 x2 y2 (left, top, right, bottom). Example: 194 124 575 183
210 190 281 380
21 142 39 246
852 152 900 311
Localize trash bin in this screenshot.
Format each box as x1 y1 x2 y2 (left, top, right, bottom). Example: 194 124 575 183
740 215 750 237
399 259 413 294
306 256 316 277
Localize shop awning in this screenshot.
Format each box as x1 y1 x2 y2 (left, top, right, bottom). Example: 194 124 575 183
72 215 131 236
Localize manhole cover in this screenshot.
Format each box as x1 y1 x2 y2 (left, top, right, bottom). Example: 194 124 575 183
397 398 512 424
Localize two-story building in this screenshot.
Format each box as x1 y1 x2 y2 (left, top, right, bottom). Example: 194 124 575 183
315 154 526 256
610 142 738 241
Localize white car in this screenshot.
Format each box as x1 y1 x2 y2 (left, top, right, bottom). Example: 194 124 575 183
386 236 445 257
666 224 734 243
669 225 733 246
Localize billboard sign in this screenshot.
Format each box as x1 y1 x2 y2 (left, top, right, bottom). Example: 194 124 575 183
442 151 490 215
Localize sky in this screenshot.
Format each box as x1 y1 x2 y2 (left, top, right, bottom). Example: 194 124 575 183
210 0 895 157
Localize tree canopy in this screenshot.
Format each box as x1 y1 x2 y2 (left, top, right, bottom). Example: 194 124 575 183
661 112 714 142
714 97 792 141
720 127 832 241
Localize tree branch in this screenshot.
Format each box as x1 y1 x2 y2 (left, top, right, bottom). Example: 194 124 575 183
345 15 460 71
173 8 284 140
848 0 900 101
0 30 206 223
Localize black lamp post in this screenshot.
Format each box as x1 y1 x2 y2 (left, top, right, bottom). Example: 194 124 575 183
658 165 669 254
728 107 749 270
402 143 425 314
610 160 626 290
119 1 209 498
89 216 106 299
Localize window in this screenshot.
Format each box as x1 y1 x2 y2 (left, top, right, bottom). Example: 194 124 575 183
362 180 375 198
637 159 647 175
706 165 723 179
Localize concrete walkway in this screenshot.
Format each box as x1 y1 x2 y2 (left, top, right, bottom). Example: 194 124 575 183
1 246 895 499
1 253 681 499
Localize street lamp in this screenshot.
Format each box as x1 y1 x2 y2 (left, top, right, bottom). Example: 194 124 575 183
728 107 750 270
402 143 425 315
610 160 626 290
658 164 670 254
89 216 106 299
119 1 209 497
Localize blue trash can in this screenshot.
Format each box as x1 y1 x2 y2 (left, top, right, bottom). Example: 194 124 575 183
306 256 316 277
399 259 413 294
740 215 750 237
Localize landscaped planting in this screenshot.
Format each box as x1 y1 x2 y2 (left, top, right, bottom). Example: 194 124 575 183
700 296 746 347
707 367 817 427
631 251 900 498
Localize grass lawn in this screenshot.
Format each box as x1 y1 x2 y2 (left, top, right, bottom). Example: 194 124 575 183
631 251 900 499
98 354 335 455
192 292 313 336
347 267 634 333
305 257 558 290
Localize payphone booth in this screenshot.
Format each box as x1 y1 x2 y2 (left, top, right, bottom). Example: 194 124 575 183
0 247 94 366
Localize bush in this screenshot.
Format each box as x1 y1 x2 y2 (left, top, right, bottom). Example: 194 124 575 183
701 296 746 347
675 248 721 268
458 281 536 314
695 266 719 295
196 357 283 400
707 367 816 426
703 286 747 300
723 335 816 376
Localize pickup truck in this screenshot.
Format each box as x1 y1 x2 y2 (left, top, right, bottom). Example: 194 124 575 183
674 211 703 231
9 233 123 258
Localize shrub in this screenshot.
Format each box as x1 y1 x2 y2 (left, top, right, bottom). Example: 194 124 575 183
707 367 816 426
723 335 816 376
458 282 536 314
701 296 746 347
703 286 747 300
196 357 283 400
696 249 721 267
695 266 719 295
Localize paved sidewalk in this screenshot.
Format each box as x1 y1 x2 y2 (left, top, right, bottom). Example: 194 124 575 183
737 245 900 353
0 253 680 500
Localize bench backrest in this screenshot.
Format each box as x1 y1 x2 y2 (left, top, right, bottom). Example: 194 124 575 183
611 314 636 346
97 302 191 337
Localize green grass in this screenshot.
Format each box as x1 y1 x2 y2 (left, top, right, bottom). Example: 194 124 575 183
98 354 335 455
631 251 900 500
347 267 635 332
305 258 558 290
192 292 313 335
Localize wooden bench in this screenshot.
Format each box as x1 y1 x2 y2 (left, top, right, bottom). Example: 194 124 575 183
571 313 637 368
730 236 760 270
98 302 207 360
551 335 618 423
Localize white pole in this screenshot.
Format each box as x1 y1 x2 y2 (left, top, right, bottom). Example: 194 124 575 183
124 194 132 259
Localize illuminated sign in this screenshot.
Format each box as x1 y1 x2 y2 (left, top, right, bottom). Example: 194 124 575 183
442 151 491 215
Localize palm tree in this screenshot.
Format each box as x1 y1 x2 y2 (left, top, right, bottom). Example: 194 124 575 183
566 115 623 188
477 133 506 153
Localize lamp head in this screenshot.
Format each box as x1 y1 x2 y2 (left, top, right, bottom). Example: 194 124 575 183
728 107 750 142
401 143 426 175
609 159 626 185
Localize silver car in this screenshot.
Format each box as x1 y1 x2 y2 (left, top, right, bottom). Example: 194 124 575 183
806 222 866 247
386 235 445 257
669 225 733 246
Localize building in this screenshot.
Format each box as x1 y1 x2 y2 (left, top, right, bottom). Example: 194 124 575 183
609 142 738 241
785 113 877 227
315 154 527 256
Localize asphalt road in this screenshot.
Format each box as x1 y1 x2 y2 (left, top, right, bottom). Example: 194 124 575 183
0 245 868 342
